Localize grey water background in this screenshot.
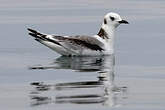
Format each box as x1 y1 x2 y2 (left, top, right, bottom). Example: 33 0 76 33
0 0 165 110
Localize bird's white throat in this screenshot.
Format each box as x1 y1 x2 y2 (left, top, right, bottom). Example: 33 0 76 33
101 23 116 53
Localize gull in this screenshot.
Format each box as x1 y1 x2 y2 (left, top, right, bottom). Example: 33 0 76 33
28 12 128 56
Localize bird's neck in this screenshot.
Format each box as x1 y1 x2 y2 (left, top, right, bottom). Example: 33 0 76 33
98 24 116 53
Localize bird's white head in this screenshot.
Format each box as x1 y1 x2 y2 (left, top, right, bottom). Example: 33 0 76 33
103 12 129 28
97 12 129 54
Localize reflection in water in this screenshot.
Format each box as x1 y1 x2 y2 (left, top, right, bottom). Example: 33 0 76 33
29 55 127 107
29 56 107 72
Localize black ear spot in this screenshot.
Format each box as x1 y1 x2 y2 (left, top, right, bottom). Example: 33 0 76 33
104 18 107 24
110 16 115 21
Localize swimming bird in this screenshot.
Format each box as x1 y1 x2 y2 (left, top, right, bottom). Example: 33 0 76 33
28 12 128 56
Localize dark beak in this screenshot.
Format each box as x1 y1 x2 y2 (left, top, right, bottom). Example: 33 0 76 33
119 20 129 24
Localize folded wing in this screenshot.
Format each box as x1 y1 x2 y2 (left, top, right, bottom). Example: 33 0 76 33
52 35 104 51
28 28 104 55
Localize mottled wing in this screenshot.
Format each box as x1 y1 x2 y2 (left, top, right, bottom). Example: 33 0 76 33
53 35 104 51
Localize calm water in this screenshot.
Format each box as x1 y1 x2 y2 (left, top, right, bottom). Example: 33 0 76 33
0 0 165 110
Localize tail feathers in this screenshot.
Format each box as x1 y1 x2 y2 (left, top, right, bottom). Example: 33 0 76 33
27 28 46 40
28 28 62 46
27 28 42 35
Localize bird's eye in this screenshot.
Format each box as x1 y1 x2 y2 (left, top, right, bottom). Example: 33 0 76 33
110 16 115 21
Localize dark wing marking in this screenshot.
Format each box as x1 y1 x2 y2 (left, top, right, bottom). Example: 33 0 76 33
53 35 104 51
